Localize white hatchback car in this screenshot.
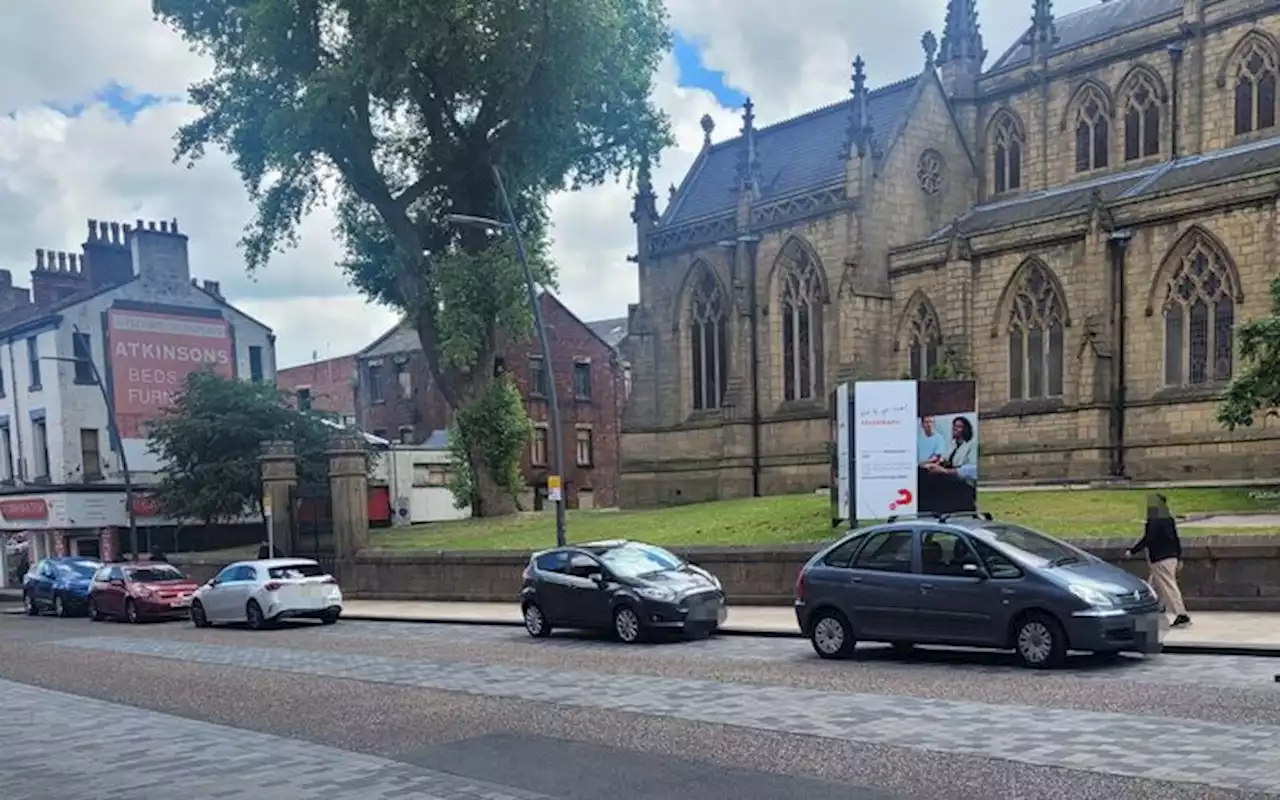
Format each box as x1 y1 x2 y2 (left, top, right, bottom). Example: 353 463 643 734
190 558 343 630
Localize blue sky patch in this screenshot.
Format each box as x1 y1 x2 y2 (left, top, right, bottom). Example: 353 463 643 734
672 34 746 109
48 81 177 122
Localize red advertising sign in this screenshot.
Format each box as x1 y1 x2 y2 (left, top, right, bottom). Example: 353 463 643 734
0 498 49 520
107 308 233 438
129 494 162 517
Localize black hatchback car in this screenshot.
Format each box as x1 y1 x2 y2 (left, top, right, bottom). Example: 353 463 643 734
520 540 727 643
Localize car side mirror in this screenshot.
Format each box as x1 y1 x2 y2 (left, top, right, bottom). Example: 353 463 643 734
588 572 605 586
962 563 985 579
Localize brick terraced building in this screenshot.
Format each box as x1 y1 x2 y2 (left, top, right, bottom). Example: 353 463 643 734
621 0 1280 506
355 292 626 509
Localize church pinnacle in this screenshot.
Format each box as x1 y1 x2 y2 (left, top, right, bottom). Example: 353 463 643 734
937 0 985 66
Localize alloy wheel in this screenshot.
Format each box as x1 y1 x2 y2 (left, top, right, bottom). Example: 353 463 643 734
1017 621 1053 665
54 595 66 618
246 601 265 630
126 600 139 624
191 602 210 628
813 616 846 656
524 604 545 637
614 607 641 643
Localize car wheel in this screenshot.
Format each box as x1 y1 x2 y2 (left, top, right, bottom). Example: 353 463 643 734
613 605 643 644
88 598 104 622
320 608 340 625
125 599 140 624
1014 613 1067 670
523 602 552 638
810 609 856 659
190 601 211 629
53 594 69 618
245 600 269 631
22 592 38 616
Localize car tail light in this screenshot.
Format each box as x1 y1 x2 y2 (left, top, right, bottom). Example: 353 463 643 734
794 571 806 600
263 582 282 592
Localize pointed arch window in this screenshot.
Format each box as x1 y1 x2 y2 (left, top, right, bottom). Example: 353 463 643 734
1233 40 1279 135
905 297 942 380
1123 73 1161 161
991 114 1023 194
1073 88 1110 173
688 268 728 411
1162 236 1237 387
780 247 824 402
1007 262 1066 401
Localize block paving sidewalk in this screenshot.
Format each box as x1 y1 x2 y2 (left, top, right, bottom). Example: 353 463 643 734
341 600 1280 656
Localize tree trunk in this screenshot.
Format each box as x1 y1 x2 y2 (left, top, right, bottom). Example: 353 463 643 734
469 442 517 517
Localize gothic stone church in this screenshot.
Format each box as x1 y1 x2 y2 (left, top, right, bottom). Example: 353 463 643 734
620 0 1280 507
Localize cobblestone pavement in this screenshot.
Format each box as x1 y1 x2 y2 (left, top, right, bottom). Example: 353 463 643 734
3 614 1280 799
46 632 1280 794
1 679 550 800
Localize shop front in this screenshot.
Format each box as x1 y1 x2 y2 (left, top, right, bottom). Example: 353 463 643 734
0 493 128 588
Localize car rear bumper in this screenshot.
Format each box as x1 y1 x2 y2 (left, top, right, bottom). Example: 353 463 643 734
271 603 342 621
1066 611 1163 654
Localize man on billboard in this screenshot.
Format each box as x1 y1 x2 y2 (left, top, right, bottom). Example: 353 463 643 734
917 416 947 465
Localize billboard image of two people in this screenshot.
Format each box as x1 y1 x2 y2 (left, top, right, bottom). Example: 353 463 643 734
840 379 978 522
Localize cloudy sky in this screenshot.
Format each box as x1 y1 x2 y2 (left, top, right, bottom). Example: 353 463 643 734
0 0 1095 368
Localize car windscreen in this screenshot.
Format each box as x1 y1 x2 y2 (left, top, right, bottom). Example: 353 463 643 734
57 561 99 579
977 523 1088 567
126 566 186 582
598 544 684 579
268 563 325 579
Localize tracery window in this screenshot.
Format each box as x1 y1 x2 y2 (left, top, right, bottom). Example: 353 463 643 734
780 245 824 402
1007 261 1066 401
905 297 942 380
1233 39 1278 135
688 267 728 411
1123 72 1161 161
1162 235 1237 387
917 150 945 195
1073 87 1111 173
991 113 1023 194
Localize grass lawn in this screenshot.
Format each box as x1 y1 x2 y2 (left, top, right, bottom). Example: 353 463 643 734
370 486 1280 552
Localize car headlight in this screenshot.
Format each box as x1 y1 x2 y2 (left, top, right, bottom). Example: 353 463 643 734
1068 584 1114 609
636 586 676 602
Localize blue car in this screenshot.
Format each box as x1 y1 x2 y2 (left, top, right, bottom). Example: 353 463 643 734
23 557 102 617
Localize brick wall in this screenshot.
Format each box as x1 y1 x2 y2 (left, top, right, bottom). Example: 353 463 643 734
354 295 624 507
276 355 357 420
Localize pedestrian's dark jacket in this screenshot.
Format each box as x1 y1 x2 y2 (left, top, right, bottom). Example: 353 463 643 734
1130 516 1182 563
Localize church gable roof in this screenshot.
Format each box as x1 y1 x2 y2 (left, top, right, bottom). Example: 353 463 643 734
662 76 919 227
990 0 1181 72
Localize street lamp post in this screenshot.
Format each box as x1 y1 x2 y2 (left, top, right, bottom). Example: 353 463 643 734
44 326 139 558
445 165 567 547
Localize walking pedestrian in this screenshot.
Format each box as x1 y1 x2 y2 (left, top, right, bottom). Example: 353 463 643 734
1128 493 1191 628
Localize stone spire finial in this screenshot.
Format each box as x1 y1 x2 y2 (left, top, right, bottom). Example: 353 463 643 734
700 113 715 147
1029 0 1058 53
938 0 986 65
922 31 938 67
735 98 762 196
847 56 873 158
631 152 658 224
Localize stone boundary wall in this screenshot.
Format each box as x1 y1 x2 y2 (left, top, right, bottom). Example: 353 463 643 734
169 535 1280 612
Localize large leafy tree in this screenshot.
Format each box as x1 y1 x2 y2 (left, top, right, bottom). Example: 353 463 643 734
154 0 672 515
1219 278 1280 429
146 370 345 525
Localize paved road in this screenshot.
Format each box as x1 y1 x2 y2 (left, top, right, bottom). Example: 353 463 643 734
1 612 1280 799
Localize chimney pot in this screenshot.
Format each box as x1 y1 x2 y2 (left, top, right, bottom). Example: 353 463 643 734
57 252 67 272
136 219 144 232
109 222 119 243
171 218 179 233
148 221 156 231
160 221 169 233
35 249 45 270
88 219 98 240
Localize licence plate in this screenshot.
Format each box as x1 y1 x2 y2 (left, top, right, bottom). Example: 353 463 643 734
170 599 189 608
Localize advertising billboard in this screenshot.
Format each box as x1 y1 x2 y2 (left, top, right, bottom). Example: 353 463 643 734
832 379 979 524
107 308 233 440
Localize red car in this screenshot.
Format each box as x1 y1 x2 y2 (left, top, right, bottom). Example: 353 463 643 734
88 562 199 623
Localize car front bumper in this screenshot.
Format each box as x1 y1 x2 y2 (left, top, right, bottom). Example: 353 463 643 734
1066 610 1163 654
133 597 193 618
640 593 727 632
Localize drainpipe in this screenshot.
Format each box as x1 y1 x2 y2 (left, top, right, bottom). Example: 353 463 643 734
742 234 762 497
7 342 23 482
1108 229 1133 478
1168 42 1184 160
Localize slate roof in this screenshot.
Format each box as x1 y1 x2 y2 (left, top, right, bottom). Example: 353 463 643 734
990 0 1181 71
662 76 919 227
941 134 1280 238
586 317 628 349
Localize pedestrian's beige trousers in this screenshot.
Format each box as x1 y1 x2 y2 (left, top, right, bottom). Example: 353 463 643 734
1149 557 1186 616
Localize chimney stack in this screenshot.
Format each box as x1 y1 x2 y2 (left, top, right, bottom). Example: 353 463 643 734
132 216 191 291
202 279 222 298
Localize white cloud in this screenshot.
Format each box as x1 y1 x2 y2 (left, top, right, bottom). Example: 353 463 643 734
0 0 1099 367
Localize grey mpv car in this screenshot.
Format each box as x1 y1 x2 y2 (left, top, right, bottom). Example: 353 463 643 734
794 512 1163 668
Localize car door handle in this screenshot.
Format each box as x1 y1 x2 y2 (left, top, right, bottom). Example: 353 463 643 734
919 583 935 593
847 575 862 583
999 587 1016 596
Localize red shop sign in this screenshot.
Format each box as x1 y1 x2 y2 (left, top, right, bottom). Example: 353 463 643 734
129 495 161 517
0 498 49 520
